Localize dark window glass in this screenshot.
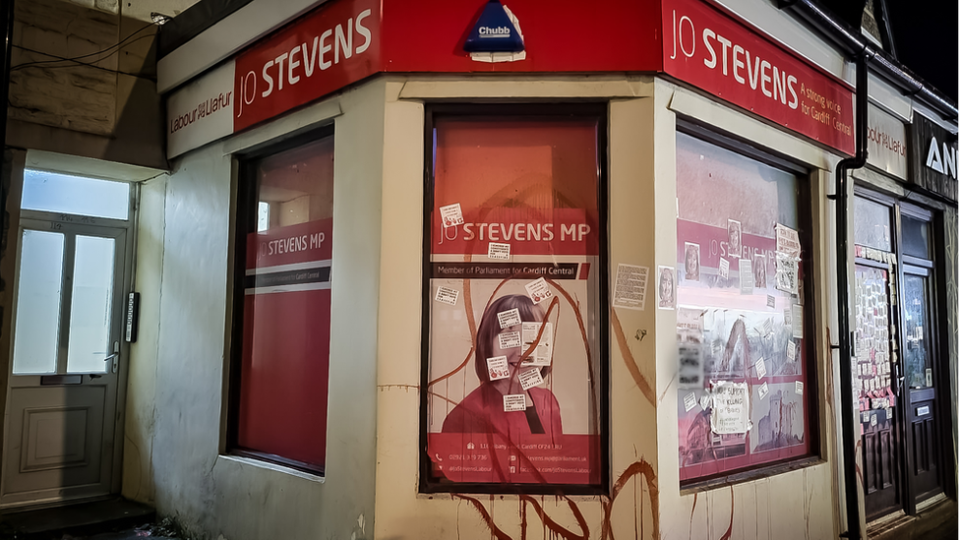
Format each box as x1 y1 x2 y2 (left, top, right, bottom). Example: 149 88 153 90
901 215 930 259
853 196 892 252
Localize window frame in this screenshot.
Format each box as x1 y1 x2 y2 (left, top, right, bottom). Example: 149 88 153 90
418 103 611 495
675 120 822 491
225 124 335 476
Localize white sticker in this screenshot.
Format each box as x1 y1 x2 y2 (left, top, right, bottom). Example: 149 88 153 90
755 358 767 380
613 264 649 311
518 368 544 390
740 258 754 295
657 266 676 310
925 368 933 387
710 381 750 434
719 257 730 279
498 331 521 349
439 203 464 227
486 356 510 381
683 392 698 412
435 286 460 305
497 308 521 329
796 381 804 395
727 219 743 259
776 253 799 294
775 223 802 258
487 242 511 260
525 277 553 304
870 413 877 427
787 340 797 361
699 393 712 411
503 394 527 412
792 304 804 338
521 322 553 366
677 308 705 389
767 294 776 309
758 382 769 400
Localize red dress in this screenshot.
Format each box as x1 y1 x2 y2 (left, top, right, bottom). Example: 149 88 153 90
441 384 563 438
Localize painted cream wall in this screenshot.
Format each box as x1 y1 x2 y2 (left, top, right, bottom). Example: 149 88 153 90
122 174 167 504
371 75 843 540
136 79 386 540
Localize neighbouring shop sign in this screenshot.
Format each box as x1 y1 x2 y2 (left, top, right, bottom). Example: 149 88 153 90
167 61 235 158
867 104 907 180
908 113 958 202
662 0 856 156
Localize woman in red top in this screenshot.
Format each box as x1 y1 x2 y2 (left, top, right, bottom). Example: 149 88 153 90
442 294 563 438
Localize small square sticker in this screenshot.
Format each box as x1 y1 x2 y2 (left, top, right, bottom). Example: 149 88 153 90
683 392 698 412
503 394 526 412
486 356 510 381
435 286 460 306
487 242 511 260
755 358 767 380
497 308 521 329
719 258 730 279
518 368 544 390
758 382 769 399
439 203 464 227
498 331 521 349
796 381 804 395
525 277 553 304
767 295 776 309
787 340 797 361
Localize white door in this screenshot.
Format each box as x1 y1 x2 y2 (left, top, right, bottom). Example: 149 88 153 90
1 170 134 509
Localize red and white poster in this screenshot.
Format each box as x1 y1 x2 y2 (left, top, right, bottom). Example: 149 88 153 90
425 117 603 486
237 217 333 468
662 0 856 156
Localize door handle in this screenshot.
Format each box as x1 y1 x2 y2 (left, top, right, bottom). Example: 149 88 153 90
103 353 118 362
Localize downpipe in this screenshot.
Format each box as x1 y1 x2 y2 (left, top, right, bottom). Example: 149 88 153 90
835 53 869 539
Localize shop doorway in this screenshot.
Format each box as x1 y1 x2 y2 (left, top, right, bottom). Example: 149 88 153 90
853 191 948 522
0 170 134 509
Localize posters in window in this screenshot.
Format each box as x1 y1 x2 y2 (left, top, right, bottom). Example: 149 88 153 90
425 118 602 487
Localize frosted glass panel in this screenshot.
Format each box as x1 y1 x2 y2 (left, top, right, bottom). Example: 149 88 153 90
12 230 64 374
67 236 115 373
22 170 129 220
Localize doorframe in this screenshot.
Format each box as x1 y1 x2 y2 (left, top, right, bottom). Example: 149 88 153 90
852 184 956 523
0 172 138 510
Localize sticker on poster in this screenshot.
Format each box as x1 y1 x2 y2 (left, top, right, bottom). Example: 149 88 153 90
498 331 521 349
439 203 464 227
754 253 767 288
487 242 511 260
497 308 521 329
775 223 801 258
684 242 700 281
657 266 676 309
870 413 877 427
767 294 776 309
711 381 750 434
503 394 526 412
435 286 460 306
683 392 698 412
525 277 553 304
925 368 933 387
719 257 730 279
758 381 769 400
776 253 799 294
727 219 743 259
755 358 767 380
518 368 544 390
613 263 649 311
787 340 797 361
740 258 754 295
521 322 553 366
677 308 704 389
792 304 804 338
796 381 804 395
486 356 510 381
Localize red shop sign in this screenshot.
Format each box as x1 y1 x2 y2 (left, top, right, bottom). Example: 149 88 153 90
662 0 855 155
233 0 381 132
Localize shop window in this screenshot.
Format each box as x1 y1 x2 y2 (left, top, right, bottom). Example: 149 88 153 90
228 131 334 474
420 105 607 493
675 130 816 485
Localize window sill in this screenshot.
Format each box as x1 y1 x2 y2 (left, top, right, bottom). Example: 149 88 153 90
217 454 326 483
679 456 823 495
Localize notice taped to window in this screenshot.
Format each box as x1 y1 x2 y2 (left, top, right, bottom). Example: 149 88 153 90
710 381 750 434
613 264 649 310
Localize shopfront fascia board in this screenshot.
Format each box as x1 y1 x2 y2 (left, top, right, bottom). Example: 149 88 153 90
866 103 908 181
165 0 860 159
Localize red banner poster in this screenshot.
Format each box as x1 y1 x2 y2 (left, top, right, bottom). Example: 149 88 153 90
662 0 856 155
425 117 603 487
238 218 333 467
